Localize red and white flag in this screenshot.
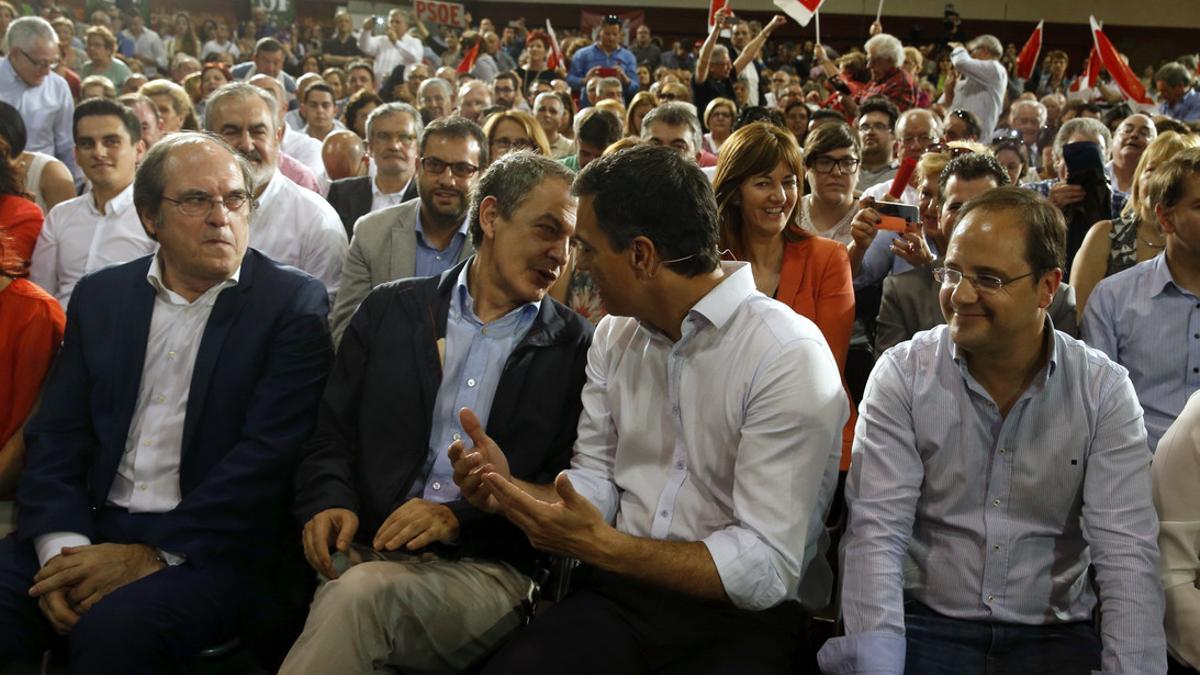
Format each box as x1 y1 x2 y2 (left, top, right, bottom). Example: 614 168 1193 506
545 19 564 70
707 0 727 33
1069 44 1100 93
772 0 824 28
456 41 479 74
1014 20 1043 80
1089 15 1152 104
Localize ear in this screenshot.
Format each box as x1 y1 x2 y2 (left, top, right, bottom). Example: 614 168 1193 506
138 208 160 241
1155 202 1177 235
478 195 500 241
628 235 659 279
135 139 147 163
1038 267 1062 309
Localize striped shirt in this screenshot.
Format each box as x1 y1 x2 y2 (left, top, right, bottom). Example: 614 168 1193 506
1082 253 1200 452
819 323 1165 674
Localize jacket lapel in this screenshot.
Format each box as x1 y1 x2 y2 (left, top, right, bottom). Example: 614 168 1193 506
180 252 256 460
776 240 809 306
488 300 565 433
389 202 418 282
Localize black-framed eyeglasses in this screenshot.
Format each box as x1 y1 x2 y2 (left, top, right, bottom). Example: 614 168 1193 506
161 191 254 217
14 47 58 70
934 266 1034 293
420 156 479 178
808 155 860 174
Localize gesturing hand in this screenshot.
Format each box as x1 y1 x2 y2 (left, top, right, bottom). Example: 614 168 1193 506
850 197 882 249
485 471 608 562
30 543 164 614
448 407 512 513
302 507 359 579
372 498 459 552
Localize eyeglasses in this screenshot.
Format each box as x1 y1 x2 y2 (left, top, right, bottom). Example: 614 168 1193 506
808 155 860 174
899 135 937 148
933 267 1035 293
420 156 479 177
15 48 59 70
857 121 892 133
162 191 254 216
491 137 535 152
372 131 417 145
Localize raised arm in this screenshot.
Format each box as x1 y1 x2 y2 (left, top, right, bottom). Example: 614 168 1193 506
695 6 732 85
732 15 787 75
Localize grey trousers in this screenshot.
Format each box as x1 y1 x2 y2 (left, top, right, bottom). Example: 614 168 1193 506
278 545 532 675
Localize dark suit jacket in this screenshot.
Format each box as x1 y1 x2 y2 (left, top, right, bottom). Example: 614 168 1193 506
325 175 419 239
293 259 593 574
19 249 334 568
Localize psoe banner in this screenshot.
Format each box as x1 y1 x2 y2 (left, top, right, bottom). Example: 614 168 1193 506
414 0 467 28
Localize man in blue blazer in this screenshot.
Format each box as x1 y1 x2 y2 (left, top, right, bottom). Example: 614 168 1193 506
0 132 333 673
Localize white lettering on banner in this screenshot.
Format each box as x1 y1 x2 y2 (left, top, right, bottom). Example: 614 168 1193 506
415 0 465 27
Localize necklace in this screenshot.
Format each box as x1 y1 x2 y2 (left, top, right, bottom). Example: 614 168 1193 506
1140 236 1165 250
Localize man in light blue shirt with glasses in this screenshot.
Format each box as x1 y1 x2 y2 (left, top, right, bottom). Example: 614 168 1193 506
821 187 1165 675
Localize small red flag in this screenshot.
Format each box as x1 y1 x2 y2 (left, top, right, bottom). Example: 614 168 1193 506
1089 16 1152 104
707 0 728 33
773 0 825 28
456 42 480 75
1014 20 1043 80
545 20 563 70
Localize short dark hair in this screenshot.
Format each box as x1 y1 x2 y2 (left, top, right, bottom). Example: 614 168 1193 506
858 96 899 130
347 60 376 82
1154 62 1192 88
467 151 575 247
73 97 141 144
955 186 1065 279
577 109 622 149
938 152 1009 199
946 108 982 139
809 108 846 128
253 37 283 55
303 81 335 104
419 116 489 167
733 105 785 131
803 121 861 165
572 144 720 277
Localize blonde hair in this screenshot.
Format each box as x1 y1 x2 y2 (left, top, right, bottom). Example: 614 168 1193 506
704 97 737 129
1126 131 1200 222
481 110 551 157
624 91 658 137
140 79 199 130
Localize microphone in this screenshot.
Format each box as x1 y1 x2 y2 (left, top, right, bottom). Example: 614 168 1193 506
888 156 917 200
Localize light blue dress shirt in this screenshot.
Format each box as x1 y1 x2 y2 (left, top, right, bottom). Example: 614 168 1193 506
407 261 541 503
1082 254 1200 452
566 42 640 100
1159 89 1200 123
819 322 1165 675
413 208 469 279
0 58 80 183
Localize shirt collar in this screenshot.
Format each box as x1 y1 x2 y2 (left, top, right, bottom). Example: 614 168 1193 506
255 167 286 208
373 176 410 199
452 258 543 329
686 261 756 330
947 314 1061 380
1148 252 1187 298
145 250 240 305
88 182 135 217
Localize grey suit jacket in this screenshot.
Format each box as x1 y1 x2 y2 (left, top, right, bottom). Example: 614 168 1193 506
874 263 1078 355
330 199 474 346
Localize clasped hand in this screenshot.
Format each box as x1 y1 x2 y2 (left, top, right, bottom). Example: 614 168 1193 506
29 543 164 634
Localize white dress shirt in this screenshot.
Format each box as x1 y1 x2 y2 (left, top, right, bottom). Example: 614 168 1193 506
358 29 423 83
124 28 167 76
565 262 847 611
370 176 412 214
30 183 155 308
0 58 80 182
281 124 325 177
251 169 347 302
949 47 1007 142
34 255 239 567
1153 390 1200 670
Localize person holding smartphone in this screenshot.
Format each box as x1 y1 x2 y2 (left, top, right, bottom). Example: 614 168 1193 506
566 15 638 106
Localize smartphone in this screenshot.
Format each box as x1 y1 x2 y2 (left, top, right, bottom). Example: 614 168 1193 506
595 67 619 77
373 16 386 32
875 200 920 233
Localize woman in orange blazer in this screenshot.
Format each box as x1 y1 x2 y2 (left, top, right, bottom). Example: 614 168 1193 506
714 122 857 469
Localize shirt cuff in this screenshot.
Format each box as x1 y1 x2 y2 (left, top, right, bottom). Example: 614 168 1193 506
34 532 93 567
562 468 619 524
816 630 907 675
157 548 186 566
703 526 786 611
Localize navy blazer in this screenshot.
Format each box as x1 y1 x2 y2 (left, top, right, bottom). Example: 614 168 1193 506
292 259 592 573
19 249 334 567
326 175 419 239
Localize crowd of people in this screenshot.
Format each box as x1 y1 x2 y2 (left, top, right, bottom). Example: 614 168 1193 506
2 1 1200 673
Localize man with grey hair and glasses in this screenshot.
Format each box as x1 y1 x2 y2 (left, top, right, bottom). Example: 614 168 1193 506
941 34 1007 141
0 16 81 184
205 82 347 303
820 187 1165 675
0 132 333 673
283 152 592 674
325 102 423 237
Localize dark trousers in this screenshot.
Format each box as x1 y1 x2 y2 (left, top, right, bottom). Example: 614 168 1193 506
0 509 241 675
903 600 1102 675
482 567 808 675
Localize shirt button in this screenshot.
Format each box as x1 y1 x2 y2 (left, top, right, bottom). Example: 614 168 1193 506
987 594 995 602
992 499 1001 507
154 394 165 404
137 483 148 491
142 440 152 446
432 482 441 490
168 351 177 360
481 327 489 336
1194 368 1199 374
452 432 462 442
660 510 669 518
676 461 685 470
993 544 1000 551
467 378 477 387
998 448 1006 455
